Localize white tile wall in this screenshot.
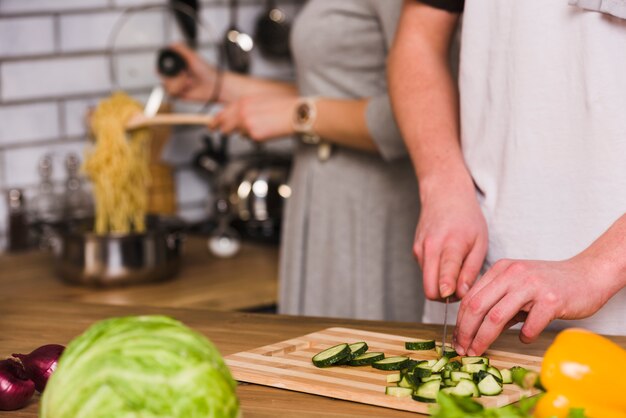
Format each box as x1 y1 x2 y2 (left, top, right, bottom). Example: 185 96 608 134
60 10 167 53
0 0 300 252
1 56 112 101
0 102 60 145
3 140 87 187
0 17 56 57
0 0 109 14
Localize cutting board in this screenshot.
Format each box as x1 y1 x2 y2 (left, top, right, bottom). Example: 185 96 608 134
225 327 542 415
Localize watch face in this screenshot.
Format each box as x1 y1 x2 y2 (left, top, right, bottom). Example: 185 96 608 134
295 103 310 124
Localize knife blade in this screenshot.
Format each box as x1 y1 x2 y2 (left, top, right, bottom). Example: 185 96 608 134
441 296 449 358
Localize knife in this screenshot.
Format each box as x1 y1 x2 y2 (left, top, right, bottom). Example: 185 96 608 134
440 296 449 358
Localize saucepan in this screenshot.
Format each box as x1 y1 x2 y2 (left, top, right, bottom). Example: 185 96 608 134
53 218 184 287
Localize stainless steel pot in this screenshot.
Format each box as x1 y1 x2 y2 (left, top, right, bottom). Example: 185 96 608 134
54 230 183 286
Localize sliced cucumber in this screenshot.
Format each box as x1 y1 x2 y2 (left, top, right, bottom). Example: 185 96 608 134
312 343 351 368
423 359 438 368
451 371 472 382
461 356 490 365
453 379 480 397
386 372 401 384
443 378 458 387
347 342 368 359
398 375 415 389
500 368 513 384
414 362 433 378
477 373 503 396
405 340 436 350
372 356 410 371
444 360 462 371
436 346 459 358
461 363 488 374
385 386 413 398
486 366 503 383
431 356 449 373
421 374 443 383
348 351 384 366
411 380 441 403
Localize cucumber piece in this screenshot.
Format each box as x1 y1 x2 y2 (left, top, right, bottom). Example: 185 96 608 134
421 374 443 383
405 340 436 350
436 345 459 358
431 356 449 373
443 370 451 379
385 386 413 398
453 378 480 397
372 356 410 371
423 359 438 368
386 372 401 384
461 363 488 374
347 342 368 359
461 356 490 365
477 373 503 396
398 375 415 389
486 366 503 383
500 368 513 384
444 360 462 371
348 351 384 366
411 380 441 403
312 343 351 367
443 378 458 387
451 371 472 382
414 363 433 378
510 366 542 389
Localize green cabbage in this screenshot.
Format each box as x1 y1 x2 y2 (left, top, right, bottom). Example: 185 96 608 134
40 315 239 418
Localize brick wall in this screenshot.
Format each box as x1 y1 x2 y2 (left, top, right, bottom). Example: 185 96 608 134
0 0 299 251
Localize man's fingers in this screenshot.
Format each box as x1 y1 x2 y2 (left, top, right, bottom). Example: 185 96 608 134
454 268 511 355
467 292 530 356
421 237 442 300
456 236 487 298
520 303 555 344
438 245 466 298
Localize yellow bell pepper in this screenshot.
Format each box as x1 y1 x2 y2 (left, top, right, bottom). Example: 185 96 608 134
534 328 626 418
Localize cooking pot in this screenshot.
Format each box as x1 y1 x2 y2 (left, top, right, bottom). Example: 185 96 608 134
53 218 184 286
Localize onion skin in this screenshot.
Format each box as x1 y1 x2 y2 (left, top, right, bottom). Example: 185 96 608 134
13 344 65 393
0 358 35 411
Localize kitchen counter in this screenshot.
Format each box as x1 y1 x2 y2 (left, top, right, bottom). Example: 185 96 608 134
0 236 279 311
2 298 625 418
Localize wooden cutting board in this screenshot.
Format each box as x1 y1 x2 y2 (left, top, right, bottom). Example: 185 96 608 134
225 327 542 415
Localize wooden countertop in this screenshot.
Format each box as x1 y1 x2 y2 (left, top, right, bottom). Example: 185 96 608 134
0 237 279 311
2 298 625 418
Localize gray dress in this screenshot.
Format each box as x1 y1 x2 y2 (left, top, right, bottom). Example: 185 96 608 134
278 0 424 322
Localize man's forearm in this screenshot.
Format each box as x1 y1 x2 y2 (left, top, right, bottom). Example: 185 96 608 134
388 2 470 195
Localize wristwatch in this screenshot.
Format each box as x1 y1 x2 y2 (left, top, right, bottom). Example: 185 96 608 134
293 97 321 145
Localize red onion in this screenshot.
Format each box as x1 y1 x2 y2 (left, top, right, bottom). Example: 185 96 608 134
0 358 35 411
13 344 64 393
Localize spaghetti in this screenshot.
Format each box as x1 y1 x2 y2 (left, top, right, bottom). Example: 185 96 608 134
84 92 151 234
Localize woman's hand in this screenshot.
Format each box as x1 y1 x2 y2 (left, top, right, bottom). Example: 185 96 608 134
160 43 218 102
454 255 620 356
212 94 298 141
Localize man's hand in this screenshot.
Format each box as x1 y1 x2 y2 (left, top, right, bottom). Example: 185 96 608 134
415 175 488 302
211 94 298 141
454 255 620 356
160 43 218 102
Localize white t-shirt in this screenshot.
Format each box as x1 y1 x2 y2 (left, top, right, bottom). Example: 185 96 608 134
425 0 626 335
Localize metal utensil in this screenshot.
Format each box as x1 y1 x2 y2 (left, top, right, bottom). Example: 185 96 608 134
441 297 450 358
254 0 291 60
224 0 253 73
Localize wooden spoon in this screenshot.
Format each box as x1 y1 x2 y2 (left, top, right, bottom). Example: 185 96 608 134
126 113 214 130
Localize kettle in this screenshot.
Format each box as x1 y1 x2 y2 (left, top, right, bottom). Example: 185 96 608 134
227 151 291 244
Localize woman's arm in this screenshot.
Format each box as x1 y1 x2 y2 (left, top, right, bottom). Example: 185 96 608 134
161 43 297 103
212 95 382 153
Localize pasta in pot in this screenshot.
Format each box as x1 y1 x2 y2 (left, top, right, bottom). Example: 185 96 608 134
84 92 151 234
